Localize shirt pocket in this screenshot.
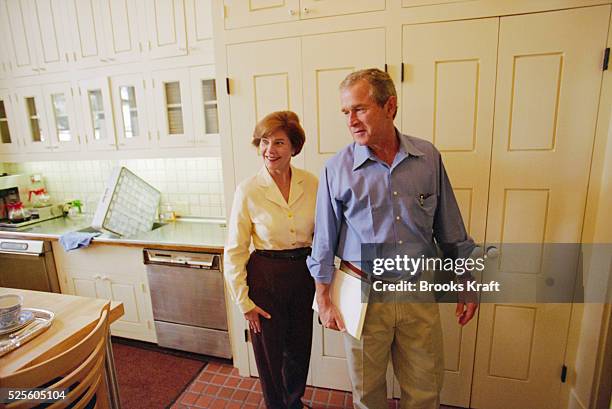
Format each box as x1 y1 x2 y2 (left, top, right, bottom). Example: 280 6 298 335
411 192 437 233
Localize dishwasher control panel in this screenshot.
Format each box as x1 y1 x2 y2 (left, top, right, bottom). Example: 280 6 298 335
143 249 218 269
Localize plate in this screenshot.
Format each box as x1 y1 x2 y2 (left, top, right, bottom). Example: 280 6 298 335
0 309 35 335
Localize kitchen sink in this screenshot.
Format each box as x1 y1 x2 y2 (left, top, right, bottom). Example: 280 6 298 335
77 222 166 239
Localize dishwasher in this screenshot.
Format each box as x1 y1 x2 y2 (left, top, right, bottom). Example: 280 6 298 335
0 238 60 293
144 249 231 358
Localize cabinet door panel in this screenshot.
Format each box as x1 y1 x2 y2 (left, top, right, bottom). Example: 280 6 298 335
43 82 81 152
301 28 385 391
185 0 214 57
223 0 299 29
102 0 143 63
65 0 107 68
401 18 498 407
301 29 385 176
2 0 38 76
190 65 220 147
111 73 151 149
152 68 193 147
227 37 303 187
145 0 187 59
79 77 117 151
473 6 611 409
300 0 384 20
29 0 69 73
17 86 52 152
0 90 22 153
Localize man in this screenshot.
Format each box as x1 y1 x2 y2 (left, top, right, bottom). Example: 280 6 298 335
307 68 477 409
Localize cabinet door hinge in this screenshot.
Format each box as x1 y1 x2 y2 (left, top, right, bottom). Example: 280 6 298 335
603 48 610 71
384 63 387 73
561 364 567 383
401 62 405 82
226 77 230 95
141 283 146 292
244 328 249 342
223 5 228 18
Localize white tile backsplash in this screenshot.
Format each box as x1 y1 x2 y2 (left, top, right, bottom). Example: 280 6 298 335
2 158 226 218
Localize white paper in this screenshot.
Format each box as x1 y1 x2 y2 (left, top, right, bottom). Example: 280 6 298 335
312 268 368 340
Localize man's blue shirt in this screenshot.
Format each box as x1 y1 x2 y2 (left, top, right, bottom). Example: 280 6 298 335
307 130 475 284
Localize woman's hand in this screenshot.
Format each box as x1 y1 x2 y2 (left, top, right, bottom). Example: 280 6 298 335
244 305 271 334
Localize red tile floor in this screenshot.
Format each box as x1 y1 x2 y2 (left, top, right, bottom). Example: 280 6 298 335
172 361 459 409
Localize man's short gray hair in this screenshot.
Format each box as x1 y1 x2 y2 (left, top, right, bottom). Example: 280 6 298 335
339 68 397 110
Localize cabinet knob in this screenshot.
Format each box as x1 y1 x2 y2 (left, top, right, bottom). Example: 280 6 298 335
289 9 296 16
102 276 110 282
94 274 102 280
302 7 310 14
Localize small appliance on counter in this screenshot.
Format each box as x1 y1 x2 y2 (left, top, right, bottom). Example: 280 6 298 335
0 174 64 229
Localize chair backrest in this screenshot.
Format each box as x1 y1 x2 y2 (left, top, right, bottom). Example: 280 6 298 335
1 304 111 409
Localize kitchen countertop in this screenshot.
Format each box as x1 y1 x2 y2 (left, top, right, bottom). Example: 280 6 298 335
0 216 227 252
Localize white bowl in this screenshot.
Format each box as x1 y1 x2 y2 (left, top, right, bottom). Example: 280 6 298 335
0 294 23 328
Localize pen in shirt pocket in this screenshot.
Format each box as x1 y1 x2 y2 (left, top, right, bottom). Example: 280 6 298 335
418 193 434 206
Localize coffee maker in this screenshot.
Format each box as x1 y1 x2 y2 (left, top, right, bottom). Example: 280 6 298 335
0 174 23 221
0 174 64 228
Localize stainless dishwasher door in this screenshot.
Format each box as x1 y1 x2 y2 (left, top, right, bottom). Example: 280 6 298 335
145 258 228 331
144 249 231 358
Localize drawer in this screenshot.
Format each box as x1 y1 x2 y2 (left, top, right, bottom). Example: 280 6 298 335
155 320 231 359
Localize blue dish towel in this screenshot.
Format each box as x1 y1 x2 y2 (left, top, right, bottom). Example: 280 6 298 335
59 232 100 251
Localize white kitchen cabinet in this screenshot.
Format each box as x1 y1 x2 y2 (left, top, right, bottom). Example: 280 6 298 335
222 0 384 29
299 0 384 20
190 65 220 147
65 0 143 68
143 0 188 59
111 73 151 149
0 11 10 81
52 242 157 343
15 86 53 152
222 0 299 29
402 0 469 7
78 77 118 151
1 0 70 77
152 68 194 147
301 29 386 175
226 37 303 185
186 0 214 53
42 82 82 152
0 90 21 154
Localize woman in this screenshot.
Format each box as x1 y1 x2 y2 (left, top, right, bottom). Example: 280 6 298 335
224 111 318 409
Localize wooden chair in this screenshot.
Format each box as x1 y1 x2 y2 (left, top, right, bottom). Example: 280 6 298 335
1 304 112 409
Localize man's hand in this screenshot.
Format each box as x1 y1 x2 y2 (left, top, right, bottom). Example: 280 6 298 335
455 302 477 326
244 305 271 334
315 282 346 332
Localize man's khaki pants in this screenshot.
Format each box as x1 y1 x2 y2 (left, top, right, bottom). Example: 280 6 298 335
343 298 444 409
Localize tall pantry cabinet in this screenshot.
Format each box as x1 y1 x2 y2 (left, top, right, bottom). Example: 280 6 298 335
213 1 612 408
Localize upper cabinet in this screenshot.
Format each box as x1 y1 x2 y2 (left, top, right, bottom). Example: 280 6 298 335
402 0 470 7
42 82 81 152
78 77 117 151
16 86 52 152
152 68 193 146
1 0 70 77
65 0 143 68
144 0 188 59
0 90 21 153
110 73 151 149
190 65 220 146
222 0 384 29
